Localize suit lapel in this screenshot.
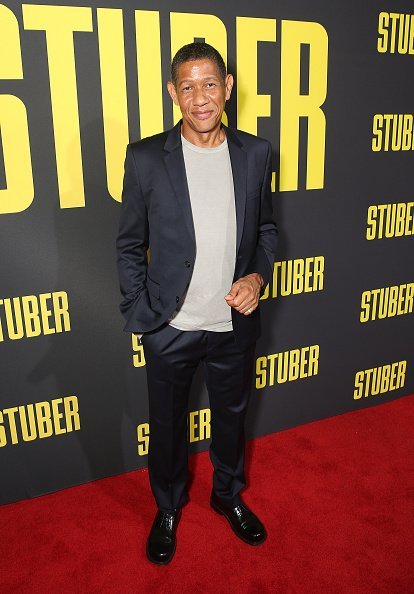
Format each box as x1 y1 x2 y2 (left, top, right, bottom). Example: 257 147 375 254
163 119 247 255
163 120 196 245
223 124 248 255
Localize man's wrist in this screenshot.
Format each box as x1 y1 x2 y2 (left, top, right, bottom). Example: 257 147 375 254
248 272 264 288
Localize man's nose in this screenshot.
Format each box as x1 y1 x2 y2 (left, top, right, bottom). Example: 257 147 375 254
192 87 208 105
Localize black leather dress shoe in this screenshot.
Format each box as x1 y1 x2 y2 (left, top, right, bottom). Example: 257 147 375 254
210 490 267 546
146 508 182 565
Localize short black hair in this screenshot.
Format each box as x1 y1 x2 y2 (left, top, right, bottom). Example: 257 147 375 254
170 41 227 87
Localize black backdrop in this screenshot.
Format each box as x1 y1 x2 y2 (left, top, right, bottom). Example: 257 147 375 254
1 1 413 505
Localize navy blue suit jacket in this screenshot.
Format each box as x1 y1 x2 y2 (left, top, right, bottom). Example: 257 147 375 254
116 118 278 350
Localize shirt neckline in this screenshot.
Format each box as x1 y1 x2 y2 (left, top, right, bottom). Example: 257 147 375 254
181 133 227 153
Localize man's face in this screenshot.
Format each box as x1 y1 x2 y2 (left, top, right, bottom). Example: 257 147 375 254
167 58 233 134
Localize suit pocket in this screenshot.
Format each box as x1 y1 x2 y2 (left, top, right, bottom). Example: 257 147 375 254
146 274 160 299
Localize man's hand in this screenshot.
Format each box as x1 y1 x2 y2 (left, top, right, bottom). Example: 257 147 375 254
224 273 264 315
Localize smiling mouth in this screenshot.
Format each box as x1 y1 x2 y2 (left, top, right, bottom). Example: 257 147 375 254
192 111 213 120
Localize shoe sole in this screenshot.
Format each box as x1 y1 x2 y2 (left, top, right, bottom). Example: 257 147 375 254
210 499 267 546
145 538 177 565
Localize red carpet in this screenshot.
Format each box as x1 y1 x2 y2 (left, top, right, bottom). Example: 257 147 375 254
1 396 414 593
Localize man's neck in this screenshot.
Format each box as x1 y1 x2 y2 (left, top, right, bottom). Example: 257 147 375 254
180 122 226 148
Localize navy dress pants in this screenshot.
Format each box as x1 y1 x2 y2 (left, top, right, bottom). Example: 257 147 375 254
141 322 256 513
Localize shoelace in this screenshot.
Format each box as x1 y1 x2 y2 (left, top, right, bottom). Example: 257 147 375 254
158 512 175 532
233 505 253 528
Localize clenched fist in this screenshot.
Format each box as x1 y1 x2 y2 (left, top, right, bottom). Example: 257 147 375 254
224 273 264 315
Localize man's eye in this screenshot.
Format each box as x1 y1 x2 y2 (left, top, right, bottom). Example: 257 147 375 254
206 83 215 88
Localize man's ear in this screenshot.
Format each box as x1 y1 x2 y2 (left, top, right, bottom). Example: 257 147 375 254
167 81 179 106
225 74 234 101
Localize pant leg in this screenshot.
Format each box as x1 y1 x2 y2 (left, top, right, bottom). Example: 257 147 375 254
203 330 256 505
142 324 204 512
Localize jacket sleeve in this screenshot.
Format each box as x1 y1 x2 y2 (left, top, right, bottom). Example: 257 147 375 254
115 144 149 320
247 140 278 295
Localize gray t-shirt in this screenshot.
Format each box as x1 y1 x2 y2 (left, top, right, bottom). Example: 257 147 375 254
168 133 237 332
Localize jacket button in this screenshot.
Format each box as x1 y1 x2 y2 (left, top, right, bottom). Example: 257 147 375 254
176 296 179 303
185 261 191 268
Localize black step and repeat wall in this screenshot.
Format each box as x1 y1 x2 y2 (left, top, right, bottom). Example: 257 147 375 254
1 1 413 505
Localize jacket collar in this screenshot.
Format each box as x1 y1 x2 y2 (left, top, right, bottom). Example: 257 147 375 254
163 118 244 152
162 118 247 254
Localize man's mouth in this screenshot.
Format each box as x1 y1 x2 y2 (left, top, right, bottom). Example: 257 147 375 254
192 111 213 120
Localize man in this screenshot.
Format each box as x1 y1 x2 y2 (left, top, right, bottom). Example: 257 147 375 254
116 41 278 565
